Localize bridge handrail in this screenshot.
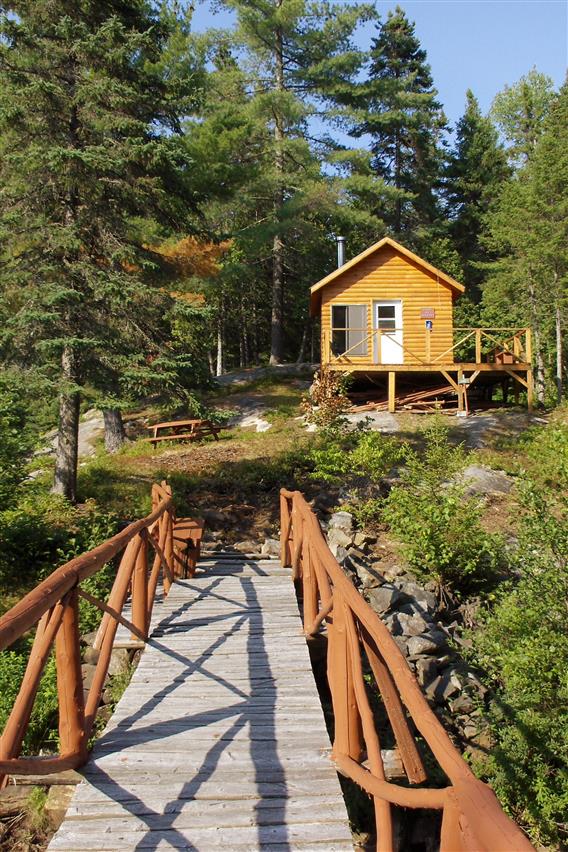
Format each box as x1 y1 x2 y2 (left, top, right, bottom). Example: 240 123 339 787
0 481 177 785
280 488 533 852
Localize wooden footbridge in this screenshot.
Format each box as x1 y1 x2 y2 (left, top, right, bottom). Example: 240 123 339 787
0 483 534 851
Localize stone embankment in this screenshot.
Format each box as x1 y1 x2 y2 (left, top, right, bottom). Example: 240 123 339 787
322 510 489 753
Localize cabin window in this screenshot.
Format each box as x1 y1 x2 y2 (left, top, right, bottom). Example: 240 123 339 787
331 305 368 356
376 303 397 331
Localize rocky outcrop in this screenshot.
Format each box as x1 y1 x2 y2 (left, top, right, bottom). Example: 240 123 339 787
324 510 489 752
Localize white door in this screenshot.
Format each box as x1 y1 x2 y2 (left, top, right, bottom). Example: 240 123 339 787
374 301 403 364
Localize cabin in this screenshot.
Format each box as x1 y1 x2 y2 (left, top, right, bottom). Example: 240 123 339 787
310 237 533 412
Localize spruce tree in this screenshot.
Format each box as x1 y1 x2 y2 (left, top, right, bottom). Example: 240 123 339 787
491 68 556 166
0 1 203 499
445 90 510 298
351 6 446 240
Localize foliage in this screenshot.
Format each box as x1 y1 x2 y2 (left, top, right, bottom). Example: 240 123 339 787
383 419 501 597
471 476 568 847
0 372 34 506
491 68 557 166
0 654 58 754
301 368 351 428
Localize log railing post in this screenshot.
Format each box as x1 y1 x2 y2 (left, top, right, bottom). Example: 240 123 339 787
475 328 482 363
302 540 318 632
131 530 148 641
328 597 363 761
279 492 292 567
55 587 86 760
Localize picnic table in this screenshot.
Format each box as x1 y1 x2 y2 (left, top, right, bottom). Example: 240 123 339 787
145 418 222 448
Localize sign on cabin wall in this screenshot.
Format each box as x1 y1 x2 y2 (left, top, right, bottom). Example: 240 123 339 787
421 308 436 319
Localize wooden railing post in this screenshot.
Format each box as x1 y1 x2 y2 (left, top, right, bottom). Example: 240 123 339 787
328 597 363 762
475 328 481 363
131 530 148 641
302 540 318 632
279 492 292 567
55 587 86 760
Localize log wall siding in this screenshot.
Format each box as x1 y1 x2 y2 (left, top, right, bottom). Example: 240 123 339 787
320 245 456 366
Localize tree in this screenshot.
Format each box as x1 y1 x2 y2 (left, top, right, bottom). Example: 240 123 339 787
491 68 556 167
444 90 510 299
482 83 566 404
0 1 203 499
218 0 375 364
349 6 446 241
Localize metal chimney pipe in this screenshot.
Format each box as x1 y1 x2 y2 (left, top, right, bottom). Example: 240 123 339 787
337 236 345 268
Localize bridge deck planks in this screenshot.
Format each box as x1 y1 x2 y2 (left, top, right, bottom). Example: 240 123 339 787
49 556 353 851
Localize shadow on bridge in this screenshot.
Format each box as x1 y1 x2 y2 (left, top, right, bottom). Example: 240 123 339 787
81 558 291 851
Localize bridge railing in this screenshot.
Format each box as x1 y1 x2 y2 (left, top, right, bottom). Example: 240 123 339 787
0 481 177 786
280 488 533 852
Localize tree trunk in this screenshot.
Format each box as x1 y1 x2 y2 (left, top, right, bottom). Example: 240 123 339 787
296 317 310 364
555 297 563 405
216 300 224 377
269 18 285 366
528 278 546 404
103 408 126 453
53 346 80 502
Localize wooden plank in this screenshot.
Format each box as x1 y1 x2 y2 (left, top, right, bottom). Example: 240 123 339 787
49 554 351 851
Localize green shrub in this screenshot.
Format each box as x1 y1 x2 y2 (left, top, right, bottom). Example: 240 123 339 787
470 482 568 848
383 419 501 597
0 373 35 505
350 432 405 482
0 653 59 754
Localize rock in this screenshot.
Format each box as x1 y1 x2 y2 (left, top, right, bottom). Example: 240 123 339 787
108 648 130 677
381 564 406 581
366 584 402 614
352 562 385 589
400 582 438 614
96 705 113 726
451 694 476 715
393 612 430 637
334 546 349 565
392 636 408 656
460 464 513 497
415 657 439 687
327 527 353 554
81 663 98 692
380 749 405 780
353 531 370 550
407 632 446 656
233 540 259 554
80 630 98 647
44 785 76 827
83 646 100 666
424 672 460 704
344 411 400 433
102 688 114 705
202 509 227 525
329 511 354 533
261 538 280 558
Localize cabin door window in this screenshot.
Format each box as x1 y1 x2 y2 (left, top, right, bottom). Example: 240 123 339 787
374 301 403 364
331 305 368 357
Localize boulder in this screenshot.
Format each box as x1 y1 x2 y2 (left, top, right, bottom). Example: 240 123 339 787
108 648 130 677
424 672 460 704
329 511 354 533
233 540 259 554
83 646 100 666
327 527 353 553
399 582 438 614
80 630 98 647
81 663 98 692
450 693 476 715
353 562 385 590
366 584 402 614
392 612 430 638
407 632 446 656
415 657 439 687
261 538 280 558
460 464 513 497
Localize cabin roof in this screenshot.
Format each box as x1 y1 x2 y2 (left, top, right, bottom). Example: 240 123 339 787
310 236 465 316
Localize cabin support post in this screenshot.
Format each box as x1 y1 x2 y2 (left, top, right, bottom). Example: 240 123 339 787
457 368 464 412
388 372 396 413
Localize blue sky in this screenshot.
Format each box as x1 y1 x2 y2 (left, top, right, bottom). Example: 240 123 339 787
190 0 567 129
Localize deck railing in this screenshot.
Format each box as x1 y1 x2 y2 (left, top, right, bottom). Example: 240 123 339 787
279 488 534 852
323 326 531 367
0 481 177 786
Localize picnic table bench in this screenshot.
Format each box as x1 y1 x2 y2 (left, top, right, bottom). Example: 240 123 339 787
145 418 222 448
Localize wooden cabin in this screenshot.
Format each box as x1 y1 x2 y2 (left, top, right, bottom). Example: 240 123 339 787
310 237 533 411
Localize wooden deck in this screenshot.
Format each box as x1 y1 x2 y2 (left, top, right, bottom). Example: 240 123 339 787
48 553 352 851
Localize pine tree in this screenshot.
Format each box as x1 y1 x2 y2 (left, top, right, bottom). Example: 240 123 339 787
445 90 510 298
217 0 375 364
351 6 446 240
491 68 556 166
0 1 203 499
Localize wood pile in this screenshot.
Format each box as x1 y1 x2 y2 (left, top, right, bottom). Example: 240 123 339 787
349 384 458 413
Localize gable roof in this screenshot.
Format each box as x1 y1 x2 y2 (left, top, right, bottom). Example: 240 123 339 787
310 236 465 316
